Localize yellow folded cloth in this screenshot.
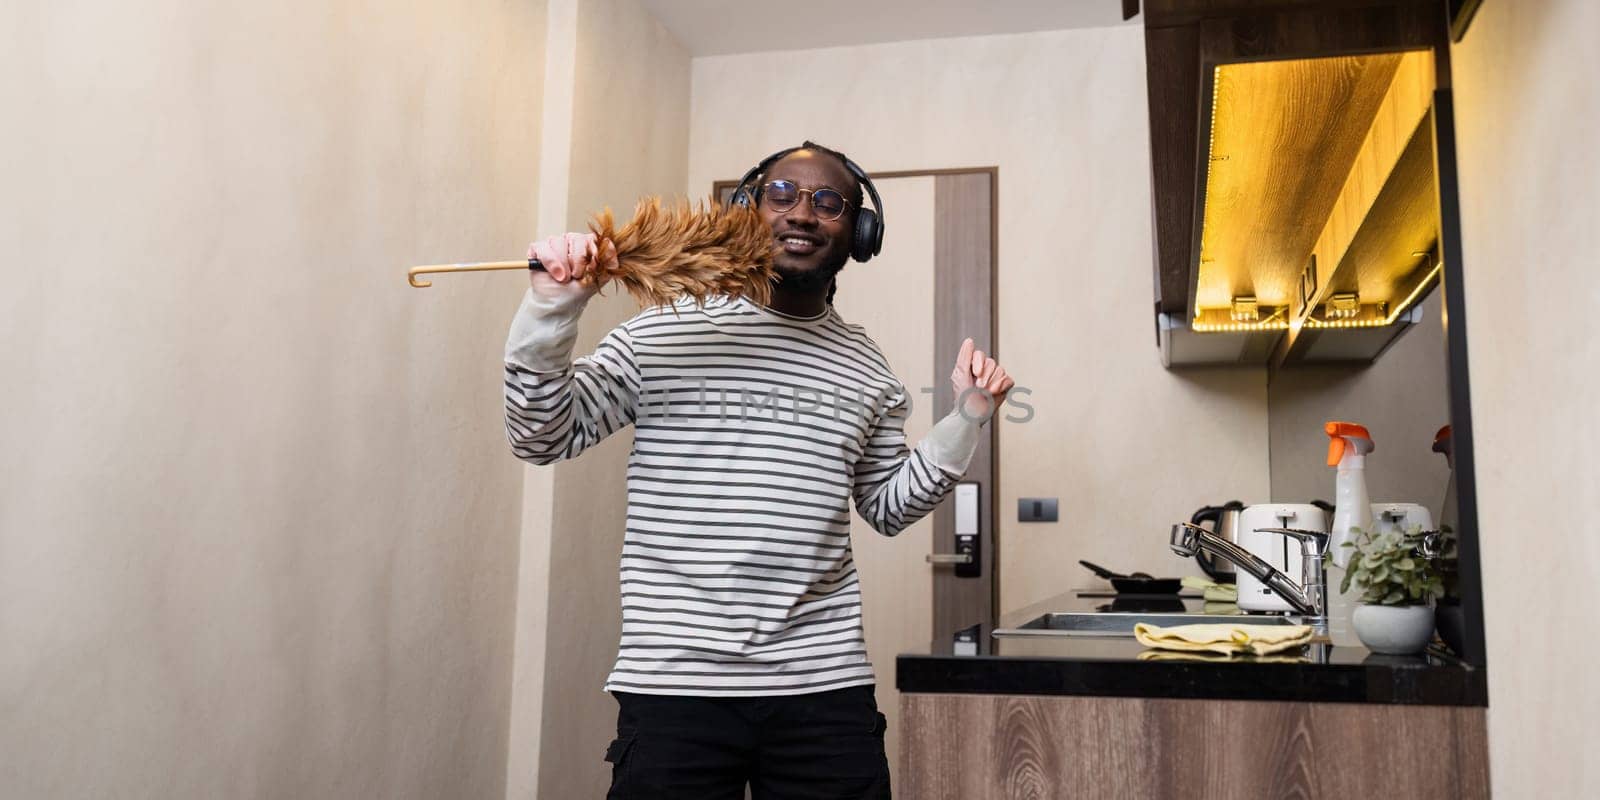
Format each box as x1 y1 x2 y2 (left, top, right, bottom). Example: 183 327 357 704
1201 601 1240 615
1180 576 1239 603
1133 622 1314 657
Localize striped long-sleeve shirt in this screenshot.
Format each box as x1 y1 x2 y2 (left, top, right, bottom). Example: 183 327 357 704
504 288 979 696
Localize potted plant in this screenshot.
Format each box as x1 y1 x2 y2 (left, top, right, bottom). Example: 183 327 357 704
1339 524 1445 655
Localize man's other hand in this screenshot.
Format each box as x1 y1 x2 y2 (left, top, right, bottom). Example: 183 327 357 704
527 232 617 302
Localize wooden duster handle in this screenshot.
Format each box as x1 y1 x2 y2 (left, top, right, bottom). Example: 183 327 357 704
407 257 545 288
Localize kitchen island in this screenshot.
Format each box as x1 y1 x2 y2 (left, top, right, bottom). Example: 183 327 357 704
895 590 1487 798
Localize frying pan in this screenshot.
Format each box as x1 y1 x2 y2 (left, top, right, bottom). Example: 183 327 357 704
1078 560 1183 594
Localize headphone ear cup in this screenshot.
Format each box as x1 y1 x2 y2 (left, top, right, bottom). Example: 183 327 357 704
852 207 881 263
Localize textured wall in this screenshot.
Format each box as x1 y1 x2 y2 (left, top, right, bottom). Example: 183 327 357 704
0 0 544 796
502 0 694 797
687 26 1271 617
1451 0 1600 795
1268 291 1451 520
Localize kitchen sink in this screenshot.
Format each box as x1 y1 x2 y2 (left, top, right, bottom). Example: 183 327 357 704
993 612 1303 638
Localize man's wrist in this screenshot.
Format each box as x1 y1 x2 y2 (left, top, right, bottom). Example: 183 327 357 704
924 408 983 475
954 387 998 427
507 288 588 371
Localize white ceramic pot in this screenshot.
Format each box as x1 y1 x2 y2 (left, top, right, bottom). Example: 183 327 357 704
1352 604 1435 655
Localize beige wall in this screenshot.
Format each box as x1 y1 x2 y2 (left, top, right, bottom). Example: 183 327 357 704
503 0 693 797
687 27 1270 617
1452 0 1600 795
504 1 577 794
1269 291 1451 522
0 0 545 797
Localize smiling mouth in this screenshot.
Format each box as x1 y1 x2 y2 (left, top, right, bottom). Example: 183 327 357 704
777 233 823 255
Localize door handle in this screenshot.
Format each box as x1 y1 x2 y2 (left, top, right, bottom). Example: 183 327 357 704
927 483 981 578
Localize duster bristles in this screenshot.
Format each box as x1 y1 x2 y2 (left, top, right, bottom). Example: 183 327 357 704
584 197 775 309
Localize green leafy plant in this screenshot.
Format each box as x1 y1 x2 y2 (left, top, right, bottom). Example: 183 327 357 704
1337 524 1445 606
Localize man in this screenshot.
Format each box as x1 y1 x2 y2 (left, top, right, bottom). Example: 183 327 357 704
504 142 1013 799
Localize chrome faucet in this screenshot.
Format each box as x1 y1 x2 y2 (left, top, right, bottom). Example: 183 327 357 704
1169 522 1330 626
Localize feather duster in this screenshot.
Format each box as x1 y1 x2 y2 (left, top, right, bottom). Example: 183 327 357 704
582 197 774 308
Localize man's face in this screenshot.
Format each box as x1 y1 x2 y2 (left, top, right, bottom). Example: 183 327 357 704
757 151 859 288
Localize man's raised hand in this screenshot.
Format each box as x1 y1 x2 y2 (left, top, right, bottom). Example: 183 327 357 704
950 337 1013 422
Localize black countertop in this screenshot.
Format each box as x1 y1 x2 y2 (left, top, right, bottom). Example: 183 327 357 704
896 590 1486 706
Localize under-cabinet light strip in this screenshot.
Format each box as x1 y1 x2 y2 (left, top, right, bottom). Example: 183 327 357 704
1191 261 1442 333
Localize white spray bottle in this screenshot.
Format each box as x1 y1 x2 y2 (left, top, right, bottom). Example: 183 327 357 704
1325 421 1375 645
1325 421 1375 565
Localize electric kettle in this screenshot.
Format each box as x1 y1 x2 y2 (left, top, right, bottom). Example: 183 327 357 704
1188 502 1245 581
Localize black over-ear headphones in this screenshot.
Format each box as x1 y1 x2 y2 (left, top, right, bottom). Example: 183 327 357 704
730 144 884 263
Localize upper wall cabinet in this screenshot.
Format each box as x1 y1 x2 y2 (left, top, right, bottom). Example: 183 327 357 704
1139 0 1453 368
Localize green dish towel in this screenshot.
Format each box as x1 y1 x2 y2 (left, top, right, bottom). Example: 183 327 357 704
1181 575 1238 603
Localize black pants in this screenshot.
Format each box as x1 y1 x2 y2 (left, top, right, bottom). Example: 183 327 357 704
604 686 892 799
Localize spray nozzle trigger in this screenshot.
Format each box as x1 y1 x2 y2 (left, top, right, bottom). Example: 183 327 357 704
1324 421 1374 467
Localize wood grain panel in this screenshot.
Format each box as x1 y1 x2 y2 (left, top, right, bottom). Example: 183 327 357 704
1146 0 1439 27
901 695 1159 799
931 173 997 642
1146 699 1321 797
1341 114 1436 298
1144 24 1203 314
1195 53 1402 311
1452 700 1492 794
1195 2 1440 63
1272 51 1437 366
1304 49 1433 297
1307 703 1477 795
902 693 1488 799
1320 51 1436 297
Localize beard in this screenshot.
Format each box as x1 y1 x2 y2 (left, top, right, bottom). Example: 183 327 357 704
772 254 847 292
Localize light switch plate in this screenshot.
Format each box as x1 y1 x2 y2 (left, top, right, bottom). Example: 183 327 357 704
1018 497 1058 522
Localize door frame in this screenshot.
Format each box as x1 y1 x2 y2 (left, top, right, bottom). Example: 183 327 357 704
714 166 1001 643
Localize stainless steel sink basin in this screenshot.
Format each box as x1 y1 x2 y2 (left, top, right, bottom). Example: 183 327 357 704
993 612 1303 638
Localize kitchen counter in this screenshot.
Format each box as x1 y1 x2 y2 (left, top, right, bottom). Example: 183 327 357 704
896 590 1486 706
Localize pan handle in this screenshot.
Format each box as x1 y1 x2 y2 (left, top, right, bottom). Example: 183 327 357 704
1078 560 1123 580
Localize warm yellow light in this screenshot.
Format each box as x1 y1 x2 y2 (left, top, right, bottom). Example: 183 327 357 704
1190 319 1290 333
1382 260 1443 325
1304 317 1389 330
1297 260 1443 331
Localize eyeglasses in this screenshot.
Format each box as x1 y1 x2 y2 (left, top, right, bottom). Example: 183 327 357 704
759 180 852 221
